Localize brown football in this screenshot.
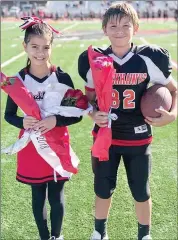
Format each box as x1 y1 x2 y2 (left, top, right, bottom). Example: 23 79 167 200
141 84 172 118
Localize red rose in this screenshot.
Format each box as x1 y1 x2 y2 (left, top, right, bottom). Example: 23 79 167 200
62 89 88 109
73 89 83 99
75 95 88 109
64 89 76 98
0 72 8 86
0 72 7 82
0 73 15 87
64 89 84 99
93 57 112 69
7 77 15 85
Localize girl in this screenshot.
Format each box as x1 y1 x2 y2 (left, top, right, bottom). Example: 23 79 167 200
4 17 82 240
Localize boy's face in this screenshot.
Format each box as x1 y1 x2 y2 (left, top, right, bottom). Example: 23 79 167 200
103 15 138 48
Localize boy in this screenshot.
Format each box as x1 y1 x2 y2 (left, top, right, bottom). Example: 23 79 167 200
78 2 177 240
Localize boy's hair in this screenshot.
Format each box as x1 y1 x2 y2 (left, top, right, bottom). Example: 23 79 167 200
24 23 53 68
102 2 139 28
24 23 54 44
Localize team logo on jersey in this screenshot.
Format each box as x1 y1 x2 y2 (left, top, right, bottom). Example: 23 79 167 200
32 91 45 101
134 124 148 134
113 73 147 85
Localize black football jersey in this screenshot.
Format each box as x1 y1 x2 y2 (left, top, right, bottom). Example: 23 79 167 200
78 44 173 146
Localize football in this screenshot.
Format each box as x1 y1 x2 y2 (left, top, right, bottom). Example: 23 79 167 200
141 84 172 118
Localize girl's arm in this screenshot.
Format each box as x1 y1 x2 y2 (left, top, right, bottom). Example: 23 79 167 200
4 96 24 129
55 69 83 127
55 115 82 127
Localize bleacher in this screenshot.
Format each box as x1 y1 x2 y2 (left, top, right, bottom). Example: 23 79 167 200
46 1 88 17
46 1 177 18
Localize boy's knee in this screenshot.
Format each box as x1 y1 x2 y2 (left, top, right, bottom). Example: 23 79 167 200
130 184 150 202
94 176 116 199
133 192 150 202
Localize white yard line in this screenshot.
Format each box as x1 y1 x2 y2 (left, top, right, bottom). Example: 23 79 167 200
1 158 15 164
139 37 177 70
11 44 17 48
1 52 26 68
1 23 80 68
60 22 79 33
56 43 62 48
79 43 85 48
2 26 18 31
57 36 79 41
139 37 149 45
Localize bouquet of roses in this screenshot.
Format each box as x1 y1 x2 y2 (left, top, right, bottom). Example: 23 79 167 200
40 84 92 119
88 45 117 161
1 72 92 177
61 89 88 109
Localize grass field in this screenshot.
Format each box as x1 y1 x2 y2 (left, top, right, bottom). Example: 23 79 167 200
1 18 177 240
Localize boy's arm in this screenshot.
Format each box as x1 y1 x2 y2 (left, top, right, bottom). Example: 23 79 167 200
85 90 97 118
78 51 108 127
85 89 108 127
141 46 177 126
165 78 177 120
145 78 177 127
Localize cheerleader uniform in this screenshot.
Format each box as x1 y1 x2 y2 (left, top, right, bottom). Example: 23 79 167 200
4 66 82 239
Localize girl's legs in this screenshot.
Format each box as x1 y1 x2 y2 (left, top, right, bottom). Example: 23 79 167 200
48 181 65 238
31 183 50 240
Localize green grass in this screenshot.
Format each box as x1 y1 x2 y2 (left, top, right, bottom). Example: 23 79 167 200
1 20 177 240
140 34 177 62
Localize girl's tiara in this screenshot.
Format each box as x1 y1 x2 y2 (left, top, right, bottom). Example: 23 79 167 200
19 16 60 35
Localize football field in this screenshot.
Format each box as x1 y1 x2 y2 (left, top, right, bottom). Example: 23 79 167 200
1 19 177 240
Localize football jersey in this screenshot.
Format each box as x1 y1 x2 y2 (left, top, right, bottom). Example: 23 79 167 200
78 44 173 146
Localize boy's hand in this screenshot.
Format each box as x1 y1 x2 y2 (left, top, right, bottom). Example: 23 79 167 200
90 111 108 127
145 107 176 127
33 116 57 134
23 116 39 129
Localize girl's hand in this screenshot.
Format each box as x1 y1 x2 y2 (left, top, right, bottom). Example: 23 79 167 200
33 116 57 134
90 111 108 127
23 116 39 129
145 107 176 127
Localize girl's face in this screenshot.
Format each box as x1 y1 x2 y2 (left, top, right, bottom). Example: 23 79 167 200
23 35 52 66
103 15 138 48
